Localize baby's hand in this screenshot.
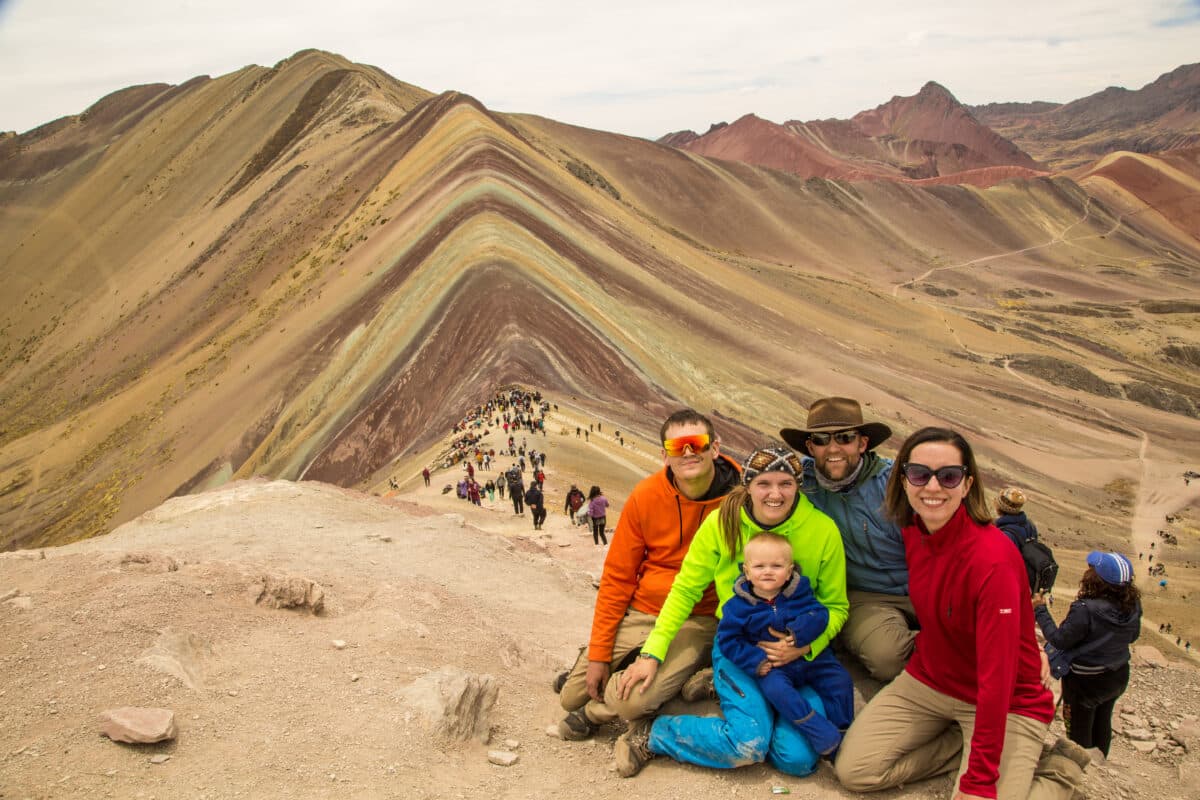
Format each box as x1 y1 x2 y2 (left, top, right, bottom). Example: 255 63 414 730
757 661 772 676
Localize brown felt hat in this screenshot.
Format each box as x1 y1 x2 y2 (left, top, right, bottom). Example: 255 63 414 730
780 397 893 452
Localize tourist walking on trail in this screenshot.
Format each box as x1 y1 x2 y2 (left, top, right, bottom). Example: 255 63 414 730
508 469 525 516
587 486 609 545
485 480 496 502
613 446 846 778
564 484 585 523
555 409 739 744
1033 551 1141 759
836 427 1089 800
526 482 547 530
422 467 431 487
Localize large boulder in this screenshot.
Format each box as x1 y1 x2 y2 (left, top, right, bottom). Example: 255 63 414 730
399 667 498 742
98 707 177 744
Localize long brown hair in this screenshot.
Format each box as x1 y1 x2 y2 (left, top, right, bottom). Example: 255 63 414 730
1078 567 1141 614
884 427 991 528
717 485 752 559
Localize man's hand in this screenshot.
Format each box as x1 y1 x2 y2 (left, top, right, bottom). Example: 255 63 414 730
617 656 659 700
1031 592 1047 609
757 626 811 666
756 661 772 677
585 661 611 703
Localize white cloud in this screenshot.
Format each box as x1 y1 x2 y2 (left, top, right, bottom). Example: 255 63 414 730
0 0 1196 138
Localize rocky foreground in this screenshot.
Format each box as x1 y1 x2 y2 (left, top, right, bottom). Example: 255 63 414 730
1 475 1197 800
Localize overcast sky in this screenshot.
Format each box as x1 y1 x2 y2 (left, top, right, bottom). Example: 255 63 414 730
1 0 1198 139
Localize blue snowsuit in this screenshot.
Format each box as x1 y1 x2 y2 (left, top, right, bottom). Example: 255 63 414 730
717 570 854 755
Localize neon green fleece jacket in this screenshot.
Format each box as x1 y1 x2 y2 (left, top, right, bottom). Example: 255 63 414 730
642 497 848 662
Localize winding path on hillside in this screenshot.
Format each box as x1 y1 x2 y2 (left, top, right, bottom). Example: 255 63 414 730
890 195 1128 297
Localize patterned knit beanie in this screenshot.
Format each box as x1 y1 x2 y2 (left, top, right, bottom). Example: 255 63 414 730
741 447 803 486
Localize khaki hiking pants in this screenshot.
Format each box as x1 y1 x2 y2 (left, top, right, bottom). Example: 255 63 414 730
840 590 919 681
560 609 716 724
835 671 1082 800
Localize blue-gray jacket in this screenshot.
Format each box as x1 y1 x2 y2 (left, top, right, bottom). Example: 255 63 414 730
801 452 908 595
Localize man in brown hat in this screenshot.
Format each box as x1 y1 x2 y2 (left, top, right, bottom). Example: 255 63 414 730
781 397 916 681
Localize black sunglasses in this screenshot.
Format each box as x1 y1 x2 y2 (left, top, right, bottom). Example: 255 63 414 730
808 430 860 447
901 463 969 489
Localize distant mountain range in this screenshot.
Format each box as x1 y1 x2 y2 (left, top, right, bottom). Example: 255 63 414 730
660 63 1200 180
1 50 1198 550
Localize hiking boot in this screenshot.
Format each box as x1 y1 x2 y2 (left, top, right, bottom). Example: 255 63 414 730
614 718 655 777
1048 737 1091 771
680 667 716 702
556 709 598 741
551 670 569 694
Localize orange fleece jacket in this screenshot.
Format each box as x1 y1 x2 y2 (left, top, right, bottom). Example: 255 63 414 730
587 455 738 663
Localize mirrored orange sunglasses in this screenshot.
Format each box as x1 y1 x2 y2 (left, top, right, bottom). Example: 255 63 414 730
662 434 712 457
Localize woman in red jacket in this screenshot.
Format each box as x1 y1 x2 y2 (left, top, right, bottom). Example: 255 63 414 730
835 427 1089 800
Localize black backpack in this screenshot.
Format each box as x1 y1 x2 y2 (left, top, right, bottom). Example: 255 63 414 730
1001 522 1058 595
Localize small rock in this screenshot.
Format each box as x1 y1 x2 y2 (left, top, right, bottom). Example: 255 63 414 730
98 708 177 744
504 739 520 749
227 690 238 697
149 754 171 765
488 750 519 766
544 725 560 737
0 588 18 602
1130 739 1157 753
203 590 213 597
5 595 32 611
1125 728 1155 741
350 674 361 682
332 640 347 650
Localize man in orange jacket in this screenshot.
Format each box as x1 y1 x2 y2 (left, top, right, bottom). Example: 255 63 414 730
556 409 741 740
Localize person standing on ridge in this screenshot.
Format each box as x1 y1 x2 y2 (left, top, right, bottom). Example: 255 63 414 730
588 486 609 546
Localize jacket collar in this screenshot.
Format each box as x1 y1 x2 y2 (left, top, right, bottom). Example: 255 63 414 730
732 569 803 605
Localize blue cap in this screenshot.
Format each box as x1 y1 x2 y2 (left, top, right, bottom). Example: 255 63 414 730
1086 551 1133 585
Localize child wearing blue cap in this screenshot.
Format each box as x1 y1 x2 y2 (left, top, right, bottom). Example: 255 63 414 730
1032 551 1142 759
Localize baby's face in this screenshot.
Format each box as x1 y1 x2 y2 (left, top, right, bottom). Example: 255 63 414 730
743 542 794 595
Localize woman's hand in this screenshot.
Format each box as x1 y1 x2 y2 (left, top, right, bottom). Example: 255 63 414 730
617 656 659 700
757 626 811 666
1031 592 1047 608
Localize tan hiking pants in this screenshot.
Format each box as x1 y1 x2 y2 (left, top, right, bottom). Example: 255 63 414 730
560 609 716 723
835 671 1082 800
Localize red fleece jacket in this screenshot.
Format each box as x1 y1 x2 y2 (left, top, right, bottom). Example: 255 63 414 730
904 505 1053 799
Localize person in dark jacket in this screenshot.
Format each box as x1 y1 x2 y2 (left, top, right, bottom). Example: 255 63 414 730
526 482 547 530
1033 551 1142 758
564 484 586 523
995 486 1038 546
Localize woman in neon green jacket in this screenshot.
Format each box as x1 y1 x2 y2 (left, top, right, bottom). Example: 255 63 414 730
614 446 848 778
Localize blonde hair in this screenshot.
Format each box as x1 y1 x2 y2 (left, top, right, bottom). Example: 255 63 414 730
743 532 793 562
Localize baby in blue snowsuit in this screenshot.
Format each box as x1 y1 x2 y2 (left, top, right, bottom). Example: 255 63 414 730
716 532 854 755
